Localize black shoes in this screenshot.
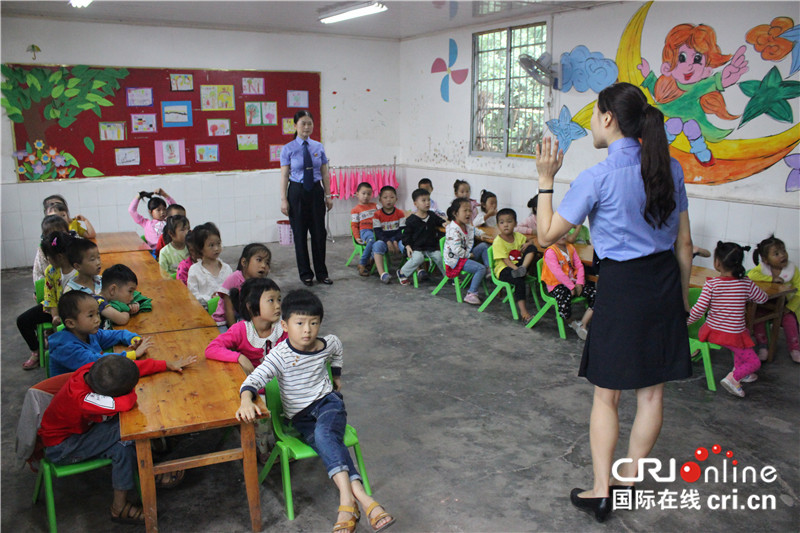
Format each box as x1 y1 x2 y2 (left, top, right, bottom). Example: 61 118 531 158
301 279 314 286
320 278 333 285
570 488 611 523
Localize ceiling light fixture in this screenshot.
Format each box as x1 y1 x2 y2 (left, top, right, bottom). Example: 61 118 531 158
318 1 387 24
68 0 93 8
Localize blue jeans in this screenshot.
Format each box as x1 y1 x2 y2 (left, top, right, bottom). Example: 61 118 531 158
291 392 361 481
472 242 490 267
358 229 375 266
373 239 404 256
45 416 136 491
400 250 444 277
461 259 486 293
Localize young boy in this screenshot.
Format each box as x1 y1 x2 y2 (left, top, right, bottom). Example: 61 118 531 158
236 290 395 533
398 188 446 285
65 238 102 294
39 352 195 524
372 186 406 284
96 264 141 329
350 182 377 277
155 203 187 257
48 291 153 376
492 208 540 322
418 178 445 218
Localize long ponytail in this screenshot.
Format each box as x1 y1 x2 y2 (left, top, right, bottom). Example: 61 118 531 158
597 82 675 228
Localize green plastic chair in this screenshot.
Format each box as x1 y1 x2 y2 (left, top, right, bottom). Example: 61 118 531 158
207 296 220 316
525 259 587 339
478 247 541 320
34 279 54 377
33 456 113 533
257 378 371 520
346 234 367 267
431 237 478 303
688 287 721 392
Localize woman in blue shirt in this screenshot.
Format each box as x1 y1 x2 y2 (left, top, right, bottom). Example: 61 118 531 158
280 111 333 285
536 83 693 522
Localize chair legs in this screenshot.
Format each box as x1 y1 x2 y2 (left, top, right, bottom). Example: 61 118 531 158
690 339 717 391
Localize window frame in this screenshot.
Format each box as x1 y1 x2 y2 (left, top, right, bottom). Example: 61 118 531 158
470 21 549 159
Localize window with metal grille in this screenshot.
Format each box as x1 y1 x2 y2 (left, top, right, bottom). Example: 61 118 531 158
471 22 548 157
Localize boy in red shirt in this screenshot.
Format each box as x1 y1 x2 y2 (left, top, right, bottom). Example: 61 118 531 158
372 186 406 284
39 353 195 523
349 182 377 276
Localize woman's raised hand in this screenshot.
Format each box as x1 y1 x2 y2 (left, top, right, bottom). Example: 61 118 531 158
535 137 563 188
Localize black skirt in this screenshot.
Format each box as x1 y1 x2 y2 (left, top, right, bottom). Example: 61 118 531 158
579 250 691 389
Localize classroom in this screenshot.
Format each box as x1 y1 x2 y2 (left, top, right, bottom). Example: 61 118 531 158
1 1 798 532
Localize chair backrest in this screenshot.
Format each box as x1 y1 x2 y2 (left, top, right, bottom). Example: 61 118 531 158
487 246 499 282
536 259 549 299
35 278 45 304
263 378 291 440
207 296 220 315
439 236 445 254
687 287 706 338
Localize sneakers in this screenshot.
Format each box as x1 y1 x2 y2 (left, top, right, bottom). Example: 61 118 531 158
720 372 745 397
397 271 410 285
22 352 39 370
791 350 800 363
464 292 481 305
740 373 758 383
511 266 527 278
757 347 768 361
569 321 588 340
357 264 370 277
380 273 391 284
416 268 429 282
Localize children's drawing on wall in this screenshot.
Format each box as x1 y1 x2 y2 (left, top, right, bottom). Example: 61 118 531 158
200 85 235 111
131 113 157 133
282 117 295 135
161 101 193 127
545 106 586 153
237 134 258 151
431 38 469 102
242 77 265 95
126 87 153 107
155 140 185 166
569 1 800 188
169 73 193 91
99 122 126 141
269 145 282 162
207 118 230 136
560 45 618 93
261 101 277 125
245 102 261 126
287 90 309 108
115 147 140 166
195 144 219 163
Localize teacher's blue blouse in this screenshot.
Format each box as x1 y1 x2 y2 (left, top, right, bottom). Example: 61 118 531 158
557 137 688 262
280 137 328 184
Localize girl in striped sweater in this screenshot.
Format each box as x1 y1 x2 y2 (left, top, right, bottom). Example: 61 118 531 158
688 242 768 397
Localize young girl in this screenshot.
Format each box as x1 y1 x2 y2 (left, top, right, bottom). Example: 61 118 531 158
514 195 538 235
690 242 769 396
65 238 103 294
205 277 285 374
444 198 491 305
176 230 197 286
473 189 498 228
541 233 596 340
492 208 539 321
158 215 191 277
748 236 800 362
45 201 96 239
453 179 479 223
212 243 271 327
129 188 176 247
33 214 70 287
17 231 76 369
186 223 232 309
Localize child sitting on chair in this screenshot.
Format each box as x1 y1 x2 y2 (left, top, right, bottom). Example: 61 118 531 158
372 186 406 284
39 353 195 524
65 238 102 294
350 182 377 277
155 204 187 257
236 290 395 533
541 233 596 340
397 188 446 285
96 264 141 329
48 291 152 376
492 208 539 322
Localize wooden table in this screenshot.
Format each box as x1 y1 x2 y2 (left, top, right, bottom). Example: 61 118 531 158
690 265 797 362
94 231 151 253
102 251 215 334
119 328 266 533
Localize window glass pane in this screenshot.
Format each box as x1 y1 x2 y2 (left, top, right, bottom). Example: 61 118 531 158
472 29 507 153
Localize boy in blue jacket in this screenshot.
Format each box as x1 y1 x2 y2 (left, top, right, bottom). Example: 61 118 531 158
48 291 153 376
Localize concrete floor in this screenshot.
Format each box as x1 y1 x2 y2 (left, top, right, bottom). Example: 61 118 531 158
2 238 798 533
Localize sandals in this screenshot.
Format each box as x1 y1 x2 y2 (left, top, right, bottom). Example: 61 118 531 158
333 504 360 533
22 352 39 370
111 501 145 524
366 502 396 533
155 469 185 488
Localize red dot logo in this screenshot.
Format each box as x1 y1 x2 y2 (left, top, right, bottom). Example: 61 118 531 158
732 460 738 466
680 461 701 483
726 450 734 458
695 447 709 461
712 444 722 454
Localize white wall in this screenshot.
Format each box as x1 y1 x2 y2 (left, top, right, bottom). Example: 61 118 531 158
397 1 800 270
1 16 402 268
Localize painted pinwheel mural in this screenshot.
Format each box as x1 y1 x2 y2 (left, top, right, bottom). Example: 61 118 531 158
431 38 469 102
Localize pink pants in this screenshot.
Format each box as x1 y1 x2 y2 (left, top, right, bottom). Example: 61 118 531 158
753 311 799 351
722 345 761 382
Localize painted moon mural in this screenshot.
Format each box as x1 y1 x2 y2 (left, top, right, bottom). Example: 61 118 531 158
571 1 800 185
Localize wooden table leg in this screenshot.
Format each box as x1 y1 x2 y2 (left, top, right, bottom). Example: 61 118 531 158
136 438 158 533
240 423 262 532
767 296 786 363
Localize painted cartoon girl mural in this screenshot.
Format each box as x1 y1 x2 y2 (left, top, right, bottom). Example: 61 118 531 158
638 23 749 165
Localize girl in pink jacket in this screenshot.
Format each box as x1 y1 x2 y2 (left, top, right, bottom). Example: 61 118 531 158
129 188 175 247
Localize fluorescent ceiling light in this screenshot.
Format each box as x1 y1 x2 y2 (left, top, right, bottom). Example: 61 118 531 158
69 0 93 7
319 1 387 24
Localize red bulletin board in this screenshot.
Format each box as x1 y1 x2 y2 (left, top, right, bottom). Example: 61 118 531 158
4 63 321 181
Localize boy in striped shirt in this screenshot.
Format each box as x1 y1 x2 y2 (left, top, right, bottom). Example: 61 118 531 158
350 182 377 276
236 290 395 533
